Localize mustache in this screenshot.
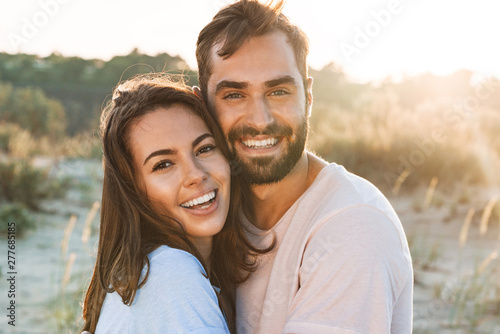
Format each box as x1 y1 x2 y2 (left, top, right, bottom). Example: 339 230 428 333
227 122 293 143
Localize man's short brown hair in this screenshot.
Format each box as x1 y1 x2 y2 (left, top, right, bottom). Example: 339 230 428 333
196 0 309 100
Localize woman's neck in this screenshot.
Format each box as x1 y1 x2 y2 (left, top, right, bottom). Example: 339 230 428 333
189 236 213 272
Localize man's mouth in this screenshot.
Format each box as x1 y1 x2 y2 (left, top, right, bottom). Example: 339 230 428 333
241 138 279 149
180 190 217 209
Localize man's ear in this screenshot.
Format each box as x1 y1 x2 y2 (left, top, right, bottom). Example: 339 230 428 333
192 86 203 100
306 77 313 117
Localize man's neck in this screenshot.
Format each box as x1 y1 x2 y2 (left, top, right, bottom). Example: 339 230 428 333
243 152 327 230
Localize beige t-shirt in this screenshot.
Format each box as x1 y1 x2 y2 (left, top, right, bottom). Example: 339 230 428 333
236 164 413 334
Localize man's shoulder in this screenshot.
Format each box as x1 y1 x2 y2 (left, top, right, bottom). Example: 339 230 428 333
291 161 404 243
301 161 388 212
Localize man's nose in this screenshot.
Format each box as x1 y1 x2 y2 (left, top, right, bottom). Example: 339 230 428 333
245 97 273 130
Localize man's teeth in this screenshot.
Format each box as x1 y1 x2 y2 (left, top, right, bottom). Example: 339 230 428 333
181 191 216 208
242 138 278 148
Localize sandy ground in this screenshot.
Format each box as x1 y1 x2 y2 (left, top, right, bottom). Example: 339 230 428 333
390 186 500 334
0 159 499 333
0 159 103 334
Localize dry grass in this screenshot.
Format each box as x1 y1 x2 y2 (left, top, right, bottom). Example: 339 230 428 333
52 204 100 333
308 87 500 192
409 187 500 333
480 196 499 236
0 121 101 159
459 208 475 248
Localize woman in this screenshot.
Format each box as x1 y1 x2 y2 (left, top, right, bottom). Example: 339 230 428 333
82 75 269 333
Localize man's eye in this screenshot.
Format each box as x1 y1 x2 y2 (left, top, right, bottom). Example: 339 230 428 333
223 92 243 99
152 160 173 172
270 89 289 96
197 144 216 155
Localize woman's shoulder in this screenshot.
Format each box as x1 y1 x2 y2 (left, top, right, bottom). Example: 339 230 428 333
133 245 214 310
146 245 208 280
96 246 227 333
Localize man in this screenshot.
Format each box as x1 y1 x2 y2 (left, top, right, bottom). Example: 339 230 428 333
194 0 413 333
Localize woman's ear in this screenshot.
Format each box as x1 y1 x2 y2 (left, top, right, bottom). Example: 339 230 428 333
192 86 203 100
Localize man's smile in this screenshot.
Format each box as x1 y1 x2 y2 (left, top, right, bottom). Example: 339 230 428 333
241 137 279 149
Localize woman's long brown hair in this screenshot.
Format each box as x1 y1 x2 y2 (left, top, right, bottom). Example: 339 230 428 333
82 75 272 333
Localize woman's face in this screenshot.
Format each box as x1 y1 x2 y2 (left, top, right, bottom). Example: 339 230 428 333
130 105 231 245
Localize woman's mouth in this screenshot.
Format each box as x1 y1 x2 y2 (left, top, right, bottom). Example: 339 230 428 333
180 190 217 210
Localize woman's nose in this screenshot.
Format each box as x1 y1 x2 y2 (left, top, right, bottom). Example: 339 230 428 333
182 157 208 187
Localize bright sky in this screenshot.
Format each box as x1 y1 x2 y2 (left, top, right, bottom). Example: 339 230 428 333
1 0 499 83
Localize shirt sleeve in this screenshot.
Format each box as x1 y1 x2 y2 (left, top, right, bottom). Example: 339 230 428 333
131 248 230 334
283 205 413 334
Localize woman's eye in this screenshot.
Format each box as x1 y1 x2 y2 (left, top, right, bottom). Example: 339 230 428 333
152 160 173 172
197 144 216 155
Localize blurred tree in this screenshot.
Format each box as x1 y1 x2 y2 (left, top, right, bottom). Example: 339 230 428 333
0 49 198 135
0 83 66 138
45 53 90 83
310 62 369 109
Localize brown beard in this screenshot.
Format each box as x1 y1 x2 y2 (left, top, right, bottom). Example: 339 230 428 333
227 117 308 185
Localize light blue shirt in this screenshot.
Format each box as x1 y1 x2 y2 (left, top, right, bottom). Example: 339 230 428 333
95 245 230 334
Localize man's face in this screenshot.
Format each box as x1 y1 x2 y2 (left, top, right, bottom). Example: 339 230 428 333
206 31 313 185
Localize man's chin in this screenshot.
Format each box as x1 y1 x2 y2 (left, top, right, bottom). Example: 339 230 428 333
245 155 275 167
235 155 297 185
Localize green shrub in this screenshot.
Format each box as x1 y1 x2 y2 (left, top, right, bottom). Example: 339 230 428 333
0 122 20 152
0 160 71 210
0 203 35 237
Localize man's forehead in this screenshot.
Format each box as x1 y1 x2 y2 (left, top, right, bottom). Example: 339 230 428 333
210 30 292 59
208 31 301 85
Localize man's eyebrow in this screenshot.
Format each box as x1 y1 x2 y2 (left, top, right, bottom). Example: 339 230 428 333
142 133 213 166
143 148 176 166
265 75 297 88
215 80 248 94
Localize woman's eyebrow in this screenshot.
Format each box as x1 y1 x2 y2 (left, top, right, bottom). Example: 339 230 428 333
192 133 214 148
143 148 176 166
142 133 213 166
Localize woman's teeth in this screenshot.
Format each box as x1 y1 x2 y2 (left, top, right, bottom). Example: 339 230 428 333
180 190 216 208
